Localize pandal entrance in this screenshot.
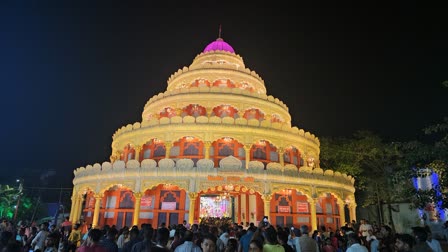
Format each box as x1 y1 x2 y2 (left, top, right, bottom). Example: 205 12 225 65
197 184 264 226
199 195 234 219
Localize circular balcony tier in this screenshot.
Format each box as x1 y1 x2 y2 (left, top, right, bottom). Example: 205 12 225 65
142 91 291 125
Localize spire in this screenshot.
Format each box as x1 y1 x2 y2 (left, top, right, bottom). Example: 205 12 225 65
218 24 222 41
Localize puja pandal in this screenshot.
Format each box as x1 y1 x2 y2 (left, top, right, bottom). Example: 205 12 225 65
71 35 357 231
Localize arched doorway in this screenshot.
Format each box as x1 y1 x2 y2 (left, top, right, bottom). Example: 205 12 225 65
270 189 312 228
140 184 188 228
197 185 263 226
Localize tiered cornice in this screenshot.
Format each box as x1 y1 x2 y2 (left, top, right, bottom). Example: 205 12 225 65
73 158 355 196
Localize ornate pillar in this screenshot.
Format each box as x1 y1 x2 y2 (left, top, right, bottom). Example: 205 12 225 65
261 194 272 221
308 198 317 232
132 192 142 226
277 147 285 166
134 146 142 162
204 141 211 159
165 142 173 158
74 194 84 223
69 195 76 222
244 144 251 169
349 202 357 222
92 194 103 228
71 195 80 222
188 192 198 225
337 199 346 226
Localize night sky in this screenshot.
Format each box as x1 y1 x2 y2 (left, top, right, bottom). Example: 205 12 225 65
0 2 446 197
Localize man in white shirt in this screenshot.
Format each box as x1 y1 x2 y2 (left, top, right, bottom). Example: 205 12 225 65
359 219 373 246
31 222 50 251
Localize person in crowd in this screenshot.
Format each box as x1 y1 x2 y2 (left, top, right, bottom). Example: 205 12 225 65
411 226 433 252
44 233 58 252
78 228 107 252
201 233 217 252
311 230 323 251
358 219 373 246
394 234 414 252
287 227 301 252
174 230 201 252
61 217 72 233
24 226 38 252
225 238 239 252
152 227 170 252
169 225 176 240
248 239 263 252
345 232 368 252
366 230 379 252
131 225 154 252
0 231 13 252
238 225 256 252
79 220 89 238
169 228 185 252
182 220 190 230
298 225 319 252
117 227 130 250
31 222 50 252
424 226 442 252
82 224 93 243
122 228 140 252
219 225 230 249
261 226 284 252
322 238 336 252
100 227 118 252
277 229 294 252
68 223 82 248
378 225 394 252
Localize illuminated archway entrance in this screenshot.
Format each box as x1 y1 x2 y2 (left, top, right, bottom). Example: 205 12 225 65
197 185 263 225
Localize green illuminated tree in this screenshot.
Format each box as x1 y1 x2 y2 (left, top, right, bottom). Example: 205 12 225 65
0 184 20 218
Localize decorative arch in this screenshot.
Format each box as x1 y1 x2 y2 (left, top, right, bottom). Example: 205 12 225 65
269 188 312 228
170 136 204 165
250 139 279 168
210 137 245 167
211 104 239 118
99 184 134 196
140 184 188 227
212 78 235 88
243 108 265 121
181 104 207 118
141 138 166 162
283 146 302 167
198 184 263 223
141 182 189 193
120 144 135 162
270 113 284 123
159 106 177 118
236 81 255 92
314 192 342 231
190 78 210 88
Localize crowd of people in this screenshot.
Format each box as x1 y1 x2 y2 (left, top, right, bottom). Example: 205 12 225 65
0 217 447 252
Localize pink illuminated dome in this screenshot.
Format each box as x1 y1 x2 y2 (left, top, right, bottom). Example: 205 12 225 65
203 38 235 53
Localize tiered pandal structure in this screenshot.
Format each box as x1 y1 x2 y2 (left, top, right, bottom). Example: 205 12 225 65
71 37 357 231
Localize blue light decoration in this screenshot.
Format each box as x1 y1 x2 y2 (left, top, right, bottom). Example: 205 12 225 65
413 169 445 222
430 172 445 221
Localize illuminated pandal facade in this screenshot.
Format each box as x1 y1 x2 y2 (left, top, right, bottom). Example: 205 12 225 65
71 37 357 231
